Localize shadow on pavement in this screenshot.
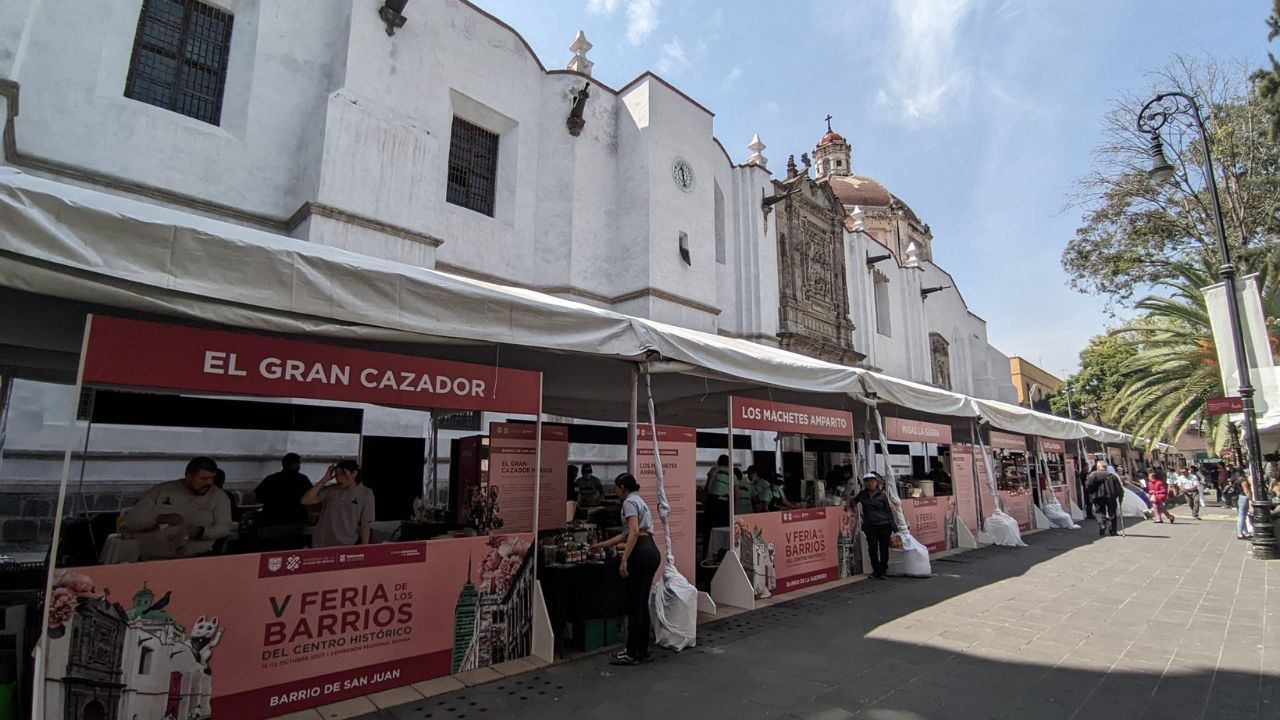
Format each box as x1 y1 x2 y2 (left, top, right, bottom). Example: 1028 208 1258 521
353 516 1274 720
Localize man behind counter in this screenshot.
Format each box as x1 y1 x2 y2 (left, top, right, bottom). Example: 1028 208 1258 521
255 452 312 526
120 456 234 559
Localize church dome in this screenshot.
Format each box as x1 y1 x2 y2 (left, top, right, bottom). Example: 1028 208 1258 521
827 174 892 207
826 175 922 224
818 130 846 146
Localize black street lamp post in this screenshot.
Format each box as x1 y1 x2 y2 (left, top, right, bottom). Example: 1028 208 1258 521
1137 91 1275 560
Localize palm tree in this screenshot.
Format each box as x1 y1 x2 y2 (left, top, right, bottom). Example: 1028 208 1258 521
1106 252 1279 451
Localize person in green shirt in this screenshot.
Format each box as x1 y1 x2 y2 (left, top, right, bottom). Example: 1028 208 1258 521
733 467 755 515
749 466 772 512
702 455 732 559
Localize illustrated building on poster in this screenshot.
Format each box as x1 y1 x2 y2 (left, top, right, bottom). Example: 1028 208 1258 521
44 580 216 720
450 561 481 674
738 526 776 598
451 538 534 674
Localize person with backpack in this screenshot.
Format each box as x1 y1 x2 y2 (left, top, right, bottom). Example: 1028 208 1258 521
1085 460 1124 537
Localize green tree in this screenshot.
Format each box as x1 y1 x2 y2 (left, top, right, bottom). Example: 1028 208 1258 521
1049 334 1137 424
1105 256 1280 449
1252 0 1280 138
1062 55 1280 306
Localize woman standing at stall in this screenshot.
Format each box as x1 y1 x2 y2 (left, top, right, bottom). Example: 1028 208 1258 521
591 473 661 665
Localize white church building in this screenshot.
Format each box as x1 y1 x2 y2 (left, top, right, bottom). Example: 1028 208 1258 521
0 0 1017 537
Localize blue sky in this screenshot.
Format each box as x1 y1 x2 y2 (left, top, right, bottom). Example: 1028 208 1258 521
472 0 1270 377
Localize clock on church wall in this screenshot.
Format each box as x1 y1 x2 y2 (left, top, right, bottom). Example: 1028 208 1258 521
671 158 695 192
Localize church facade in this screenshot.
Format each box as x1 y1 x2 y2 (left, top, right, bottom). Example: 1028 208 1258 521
0 0 1015 513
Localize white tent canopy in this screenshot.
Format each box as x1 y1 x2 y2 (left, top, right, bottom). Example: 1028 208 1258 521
0 167 1153 445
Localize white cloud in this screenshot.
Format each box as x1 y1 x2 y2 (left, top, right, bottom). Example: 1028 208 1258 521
874 0 977 124
722 67 742 91
586 0 619 14
656 37 689 75
626 0 660 45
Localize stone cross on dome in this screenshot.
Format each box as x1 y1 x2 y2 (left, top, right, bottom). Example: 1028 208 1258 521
825 114 833 133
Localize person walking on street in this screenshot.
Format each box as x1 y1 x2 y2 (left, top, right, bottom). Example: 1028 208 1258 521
1177 468 1202 519
1146 471 1175 523
849 472 896 579
1237 478 1253 540
1085 461 1123 537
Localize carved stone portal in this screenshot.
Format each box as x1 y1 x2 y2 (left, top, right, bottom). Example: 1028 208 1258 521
930 333 952 390
774 173 861 365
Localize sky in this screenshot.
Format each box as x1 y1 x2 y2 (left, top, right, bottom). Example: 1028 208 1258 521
472 0 1271 378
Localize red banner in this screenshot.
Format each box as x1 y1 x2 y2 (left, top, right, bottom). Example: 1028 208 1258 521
735 506 859 597
1039 438 1067 454
82 316 542 414
43 535 535 719
884 417 953 445
951 445 979 537
635 424 698 581
488 423 569 532
729 396 854 438
989 431 1027 452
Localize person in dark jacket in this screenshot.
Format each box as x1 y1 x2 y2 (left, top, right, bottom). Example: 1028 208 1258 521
254 453 311 527
1085 461 1124 537
850 472 896 579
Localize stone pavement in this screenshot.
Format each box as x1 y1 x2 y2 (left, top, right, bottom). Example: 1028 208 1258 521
316 501 1276 720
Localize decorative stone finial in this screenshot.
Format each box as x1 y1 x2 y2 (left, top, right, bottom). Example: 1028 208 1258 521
746 133 767 169
567 30 594 76
786 154 797 178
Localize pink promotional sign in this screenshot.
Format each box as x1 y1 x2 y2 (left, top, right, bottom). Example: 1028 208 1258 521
729 396 854 438
901 497 958 553
1040 438 1067 454
989 431 1027 452
884 417 954 445
951 445 980 536
42 536 535 719
1000 490 1033 531
81 315 543 414
488 423 569 532
635 425 698 581
735 507 860 597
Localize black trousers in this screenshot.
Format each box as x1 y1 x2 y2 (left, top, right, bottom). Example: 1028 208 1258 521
863 524 892 576
1093 497 1118 535
702 495 729 559
625 535 661 659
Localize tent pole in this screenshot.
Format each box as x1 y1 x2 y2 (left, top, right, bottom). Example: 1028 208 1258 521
34 314 94 720
532 377 544 583
727 397 736 552
628 367 639 476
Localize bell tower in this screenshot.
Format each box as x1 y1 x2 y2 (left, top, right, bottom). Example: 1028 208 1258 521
813 115 852 180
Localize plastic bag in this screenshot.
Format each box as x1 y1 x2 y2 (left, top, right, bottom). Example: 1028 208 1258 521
650 566 699 651
888 532 932 577
983 510 1027 547
1040 499 1080 529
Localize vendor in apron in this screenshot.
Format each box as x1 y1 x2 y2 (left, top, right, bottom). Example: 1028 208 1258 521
734 467 755 515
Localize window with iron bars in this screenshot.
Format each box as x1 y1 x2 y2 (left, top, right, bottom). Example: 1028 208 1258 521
446 117 499 217
124 0 234 126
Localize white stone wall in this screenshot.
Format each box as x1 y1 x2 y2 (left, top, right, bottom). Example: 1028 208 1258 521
0 0 1018 506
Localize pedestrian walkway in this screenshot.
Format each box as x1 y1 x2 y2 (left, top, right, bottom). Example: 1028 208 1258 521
300 502 1276 720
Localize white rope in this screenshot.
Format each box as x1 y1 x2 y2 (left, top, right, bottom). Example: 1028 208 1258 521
644 371 677 569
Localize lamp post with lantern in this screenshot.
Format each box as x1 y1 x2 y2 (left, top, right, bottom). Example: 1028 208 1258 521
1137 91 1274 559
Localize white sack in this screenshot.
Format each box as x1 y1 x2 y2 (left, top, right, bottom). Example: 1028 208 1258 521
1041 499 1080 529
650 567 699 651
983 510 1027 547
1121 488 1148 518
888 532 932 577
